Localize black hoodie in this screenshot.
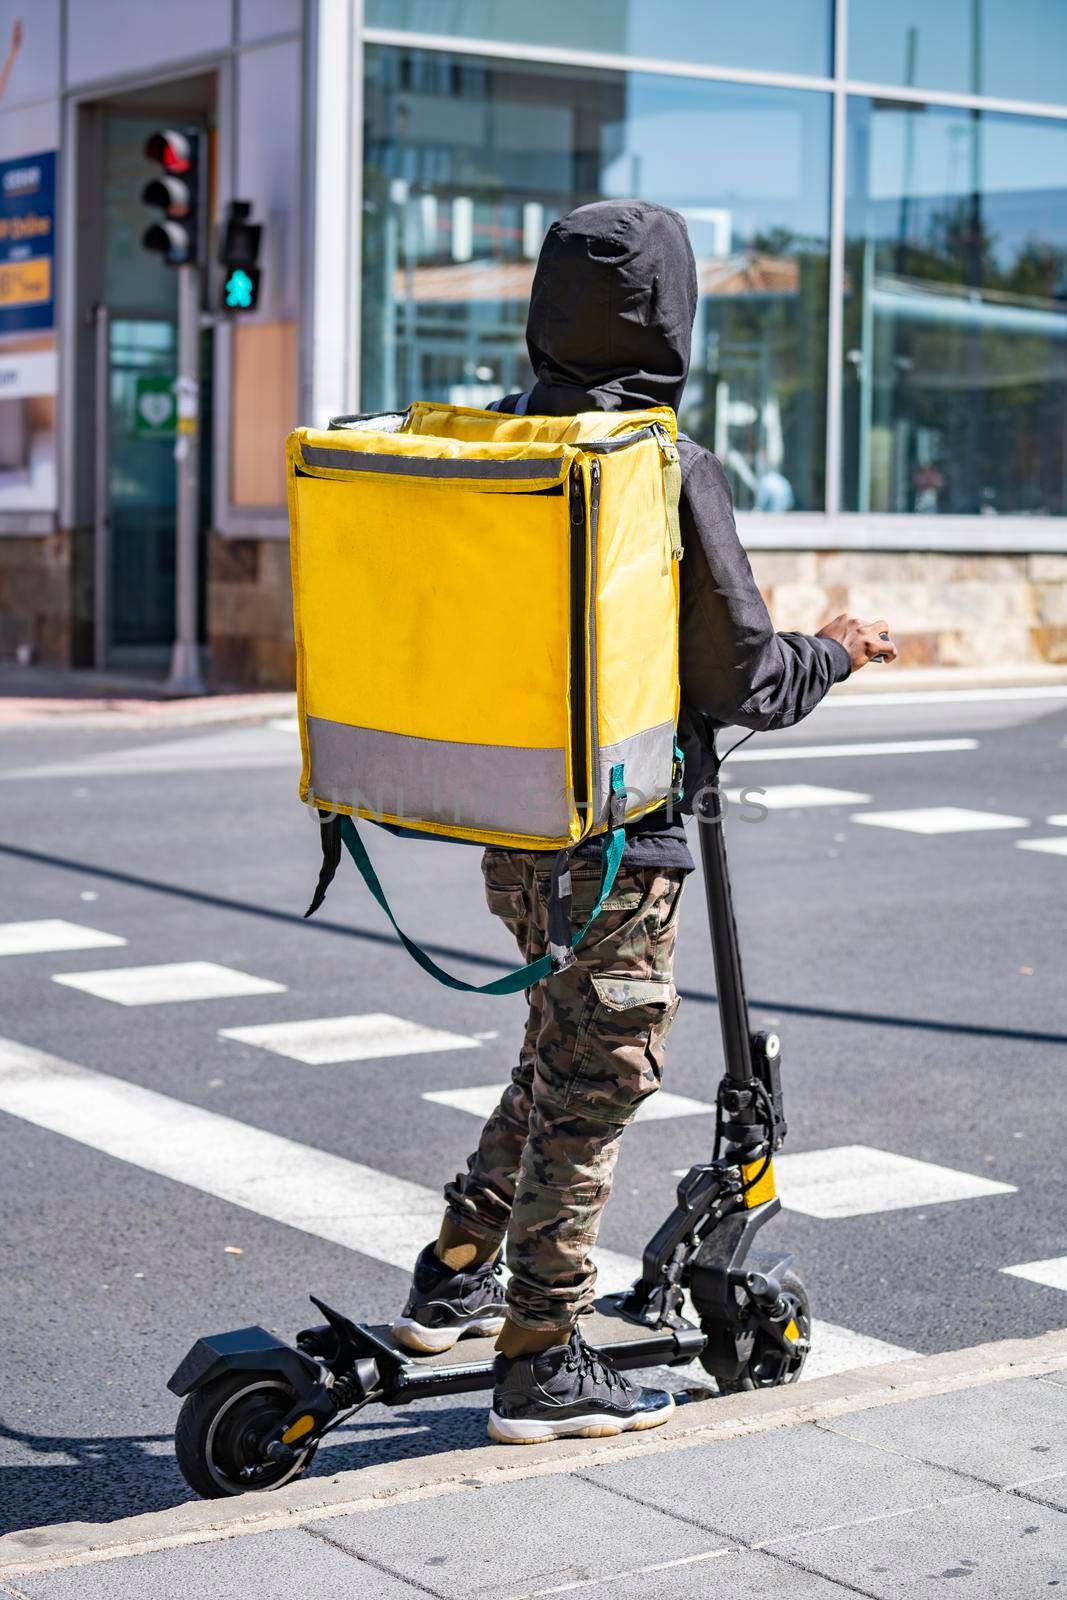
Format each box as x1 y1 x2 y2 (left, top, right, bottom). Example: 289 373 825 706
498 200 851 871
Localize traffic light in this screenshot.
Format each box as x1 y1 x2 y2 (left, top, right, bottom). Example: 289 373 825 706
141 128 201 266
219 200 262 313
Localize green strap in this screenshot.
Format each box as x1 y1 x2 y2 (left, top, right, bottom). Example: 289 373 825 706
334 764 628 995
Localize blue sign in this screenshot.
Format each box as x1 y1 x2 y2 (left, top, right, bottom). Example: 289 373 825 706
0 150 56 334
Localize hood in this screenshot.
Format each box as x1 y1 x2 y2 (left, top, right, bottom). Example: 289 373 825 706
525 199 698 416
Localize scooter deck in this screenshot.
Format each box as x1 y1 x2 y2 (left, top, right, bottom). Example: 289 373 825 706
368 1295 705 1374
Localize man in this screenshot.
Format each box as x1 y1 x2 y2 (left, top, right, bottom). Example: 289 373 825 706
392 200 897 1444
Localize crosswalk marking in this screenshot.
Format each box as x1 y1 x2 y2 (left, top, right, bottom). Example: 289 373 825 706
1017 837 1067 857
771 1145 1016 1219
0 920 127 958
220 1013 482 1064
1001 1256 1067 1293
724 784 871 810
723 738 978 763
0 1036 913 1380
52 961 286 1006
852 806 1028 835
423 1083 714 1123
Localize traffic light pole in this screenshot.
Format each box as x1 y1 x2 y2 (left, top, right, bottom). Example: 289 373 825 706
165 261 205 696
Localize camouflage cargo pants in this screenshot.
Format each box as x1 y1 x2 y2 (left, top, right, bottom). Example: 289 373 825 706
443 848 685 1331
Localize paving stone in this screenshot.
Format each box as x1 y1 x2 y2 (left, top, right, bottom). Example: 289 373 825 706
825 1375 1067 1487
11 1529 417 1599
311 1474 723 1599
580 1421 972 1546
512 1546 855 1598
1012 1471 1067 1514
770 1488 1067 1600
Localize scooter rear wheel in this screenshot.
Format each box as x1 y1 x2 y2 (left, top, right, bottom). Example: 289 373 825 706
712 1269 811 1395
175 1371 318 1498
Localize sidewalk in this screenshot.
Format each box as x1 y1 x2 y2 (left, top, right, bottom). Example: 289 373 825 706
0 664 293 731
3 1329 1066 1599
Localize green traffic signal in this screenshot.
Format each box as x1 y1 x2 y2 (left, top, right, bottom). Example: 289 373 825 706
223 266 259 311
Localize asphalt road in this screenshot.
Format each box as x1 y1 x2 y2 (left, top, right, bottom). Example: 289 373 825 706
0 685 1065 1533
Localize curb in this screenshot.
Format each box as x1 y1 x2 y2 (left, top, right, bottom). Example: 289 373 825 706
0 692 295 732
3 1327 1067 1578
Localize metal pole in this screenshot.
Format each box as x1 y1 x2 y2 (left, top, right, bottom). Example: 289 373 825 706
93 303 109 671
824 0 848 519
165 261 205 695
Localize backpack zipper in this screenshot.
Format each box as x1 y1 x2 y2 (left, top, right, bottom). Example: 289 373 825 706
651 423 684 565
569 463 589 824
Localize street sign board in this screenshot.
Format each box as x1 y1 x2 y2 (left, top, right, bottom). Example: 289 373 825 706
0 151 56 334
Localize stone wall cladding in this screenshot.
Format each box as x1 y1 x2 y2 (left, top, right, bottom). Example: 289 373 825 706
750 549 1067 670
6 533 1064 684
206 532 295 690
0 533 74 665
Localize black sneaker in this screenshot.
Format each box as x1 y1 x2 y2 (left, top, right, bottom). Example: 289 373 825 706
488 1329 675 1444
391 1242 507 1355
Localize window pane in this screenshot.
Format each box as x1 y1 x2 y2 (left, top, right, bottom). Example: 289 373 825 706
365 0 832 83
843 98 1067 516
848 0 1067 108
362 48 831 512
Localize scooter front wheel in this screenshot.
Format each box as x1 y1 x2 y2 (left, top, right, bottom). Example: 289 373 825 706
712 1268 811 1395
175 1371 318 1498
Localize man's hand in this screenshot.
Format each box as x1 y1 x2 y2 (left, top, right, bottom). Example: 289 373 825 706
817 614 899 671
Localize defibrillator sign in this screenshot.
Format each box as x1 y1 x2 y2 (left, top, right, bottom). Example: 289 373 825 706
0 151 56 333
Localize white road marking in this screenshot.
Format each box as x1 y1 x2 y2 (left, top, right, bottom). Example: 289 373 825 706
1017 837 1067 857
0 725 300 781
269 718 300 734
723 739 978 764
852 806 1028 835
793 1321 915 1380
423 1083 713 1123
52 961 286 1006
1047 815 1067 826
673 1319 914 1388
820 685 1067 708
771 1145 1015 1219
0 920 127 958
0 1038 913 1379
220 1013 481 1064
1001 1257 1067 1293
724 784 871 810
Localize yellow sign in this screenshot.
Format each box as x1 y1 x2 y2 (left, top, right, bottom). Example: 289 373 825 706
0 257 51 308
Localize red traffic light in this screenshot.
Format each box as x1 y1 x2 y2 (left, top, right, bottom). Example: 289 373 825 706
141 128 200 266
145 129 192 175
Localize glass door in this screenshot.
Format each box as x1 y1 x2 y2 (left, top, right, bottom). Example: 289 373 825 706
107 316 177 656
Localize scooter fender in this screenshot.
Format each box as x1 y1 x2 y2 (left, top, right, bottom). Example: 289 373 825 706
167 1325 322 1399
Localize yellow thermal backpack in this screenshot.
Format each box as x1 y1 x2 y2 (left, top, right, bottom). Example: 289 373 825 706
287 400 683 993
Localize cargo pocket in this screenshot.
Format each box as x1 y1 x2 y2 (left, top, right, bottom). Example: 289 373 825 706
564 976 680 1127
481 851 530 938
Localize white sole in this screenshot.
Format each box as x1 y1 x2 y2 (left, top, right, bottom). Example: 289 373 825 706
391 1314 506 1355
487 1392 675 1445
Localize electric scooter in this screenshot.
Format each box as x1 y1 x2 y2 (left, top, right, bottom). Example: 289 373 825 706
168 732 810 1498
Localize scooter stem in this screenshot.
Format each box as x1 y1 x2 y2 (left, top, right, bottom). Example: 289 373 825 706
696 730 753 1087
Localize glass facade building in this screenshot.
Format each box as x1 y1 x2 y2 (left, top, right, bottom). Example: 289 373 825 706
314 0 1067 535
2 1 1065 682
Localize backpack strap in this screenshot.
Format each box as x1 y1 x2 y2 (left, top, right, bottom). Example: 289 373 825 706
304 765 628 995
